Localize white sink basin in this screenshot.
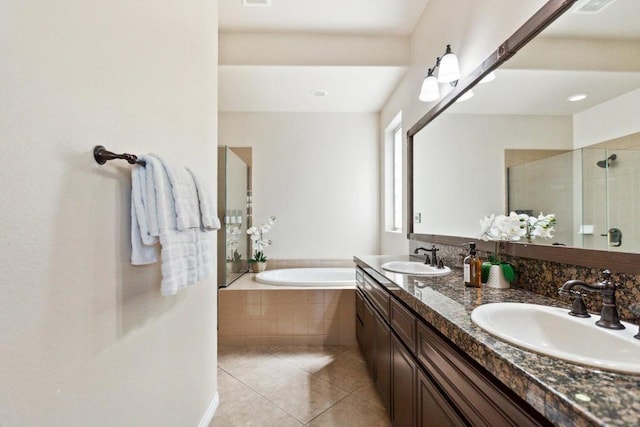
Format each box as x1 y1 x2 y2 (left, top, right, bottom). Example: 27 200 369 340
471 303 640 374
381 261 451 276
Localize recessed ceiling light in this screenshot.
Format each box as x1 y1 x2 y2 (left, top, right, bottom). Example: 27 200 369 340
567 94 588 102
311 89 328 98
241 0 271 7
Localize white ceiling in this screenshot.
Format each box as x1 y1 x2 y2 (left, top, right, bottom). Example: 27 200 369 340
219 0 431 36
219 0 640 114
449 0 640 116
451 69 640 116
544 0 640 39
219 66 407 113
218 0 430 112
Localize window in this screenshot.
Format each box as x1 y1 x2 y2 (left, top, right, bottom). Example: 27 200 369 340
392 124 403 231
385 112 403 232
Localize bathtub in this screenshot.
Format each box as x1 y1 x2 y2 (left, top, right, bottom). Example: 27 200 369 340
255 268 355 287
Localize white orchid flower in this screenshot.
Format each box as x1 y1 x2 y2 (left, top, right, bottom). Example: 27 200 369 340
247 216 277 261
479 214 495 241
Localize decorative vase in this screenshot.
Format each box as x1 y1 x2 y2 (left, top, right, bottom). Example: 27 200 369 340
231 260 242 273
486 264 510 289
250 261 267 273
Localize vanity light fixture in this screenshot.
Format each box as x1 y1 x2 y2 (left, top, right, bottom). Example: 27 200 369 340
437 45 461 83
418 44 461 102
567 93 588 102
419 68 440 102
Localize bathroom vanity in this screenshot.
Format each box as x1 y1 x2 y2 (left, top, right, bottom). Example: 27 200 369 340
354 255 640 427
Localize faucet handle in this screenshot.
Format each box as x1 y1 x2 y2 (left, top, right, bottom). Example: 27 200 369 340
601 269 618 287
568 293 590 318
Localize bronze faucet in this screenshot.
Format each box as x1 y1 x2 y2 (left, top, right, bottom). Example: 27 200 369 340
427 245 440 268
559 270 624 330
413 245 442 268
413 247 431 265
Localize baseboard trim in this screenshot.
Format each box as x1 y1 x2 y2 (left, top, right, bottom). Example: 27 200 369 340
198 392 219 427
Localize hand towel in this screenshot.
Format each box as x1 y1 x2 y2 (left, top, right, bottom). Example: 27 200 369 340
187 168 221 231
130 154 216 296
150 154 201 231
131 161 158 265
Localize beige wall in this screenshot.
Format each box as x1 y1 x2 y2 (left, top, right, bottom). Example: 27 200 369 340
0 1 219 425
219 112 380 259
380 0 548 254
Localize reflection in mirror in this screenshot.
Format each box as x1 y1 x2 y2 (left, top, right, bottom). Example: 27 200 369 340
411 0 640 254
508 139 640 252
217 146 252 287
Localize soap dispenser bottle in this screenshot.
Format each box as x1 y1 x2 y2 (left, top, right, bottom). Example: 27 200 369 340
464 243 482 288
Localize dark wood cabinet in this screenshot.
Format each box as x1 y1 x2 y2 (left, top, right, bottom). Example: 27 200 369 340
417 369 465 427
357 288 391 414
390 298 416 352
416 322 549 426
356 289 375 376
355 266 552 427
391 334 416 427
374 311 391 412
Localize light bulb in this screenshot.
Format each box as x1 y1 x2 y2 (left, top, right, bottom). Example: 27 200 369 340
456 90 474 103
479 71 496 84
419 71 440 102
437 46 461 83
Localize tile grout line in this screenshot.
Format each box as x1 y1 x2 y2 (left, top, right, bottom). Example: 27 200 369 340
218 363 309 424
303 383 369 425
217 346 382 426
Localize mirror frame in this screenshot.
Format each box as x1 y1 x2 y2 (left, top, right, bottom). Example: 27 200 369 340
407 0 640 274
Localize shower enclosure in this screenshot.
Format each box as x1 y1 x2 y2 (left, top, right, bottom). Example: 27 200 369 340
507 147 640 252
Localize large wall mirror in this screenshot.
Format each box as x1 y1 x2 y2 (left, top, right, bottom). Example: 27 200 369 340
217 146 252 287
409 0 640 272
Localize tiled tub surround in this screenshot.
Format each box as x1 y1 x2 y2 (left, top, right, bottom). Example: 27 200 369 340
219 259 357 346
355 255 640 427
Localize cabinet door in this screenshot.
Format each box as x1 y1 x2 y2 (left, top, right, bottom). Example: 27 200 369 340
417 369 465 427
391 334 416 427
361 295 376 376
355 290 366 353
374 310 391 413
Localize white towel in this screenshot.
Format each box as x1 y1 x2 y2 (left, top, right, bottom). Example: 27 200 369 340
130 154 218 296
187 168 221 231
131 162 158 265
151 154 200 231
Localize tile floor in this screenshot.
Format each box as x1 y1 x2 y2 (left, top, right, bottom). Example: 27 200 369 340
211 345 392 426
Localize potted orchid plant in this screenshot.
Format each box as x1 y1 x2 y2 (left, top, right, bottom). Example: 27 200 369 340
479 212 556 288
226 224 243 273
246 215 276 273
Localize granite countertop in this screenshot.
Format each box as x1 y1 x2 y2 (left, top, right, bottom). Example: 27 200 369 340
354 255 640 427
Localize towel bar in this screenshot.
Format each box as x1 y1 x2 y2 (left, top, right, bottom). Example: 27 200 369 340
93 145 145 166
